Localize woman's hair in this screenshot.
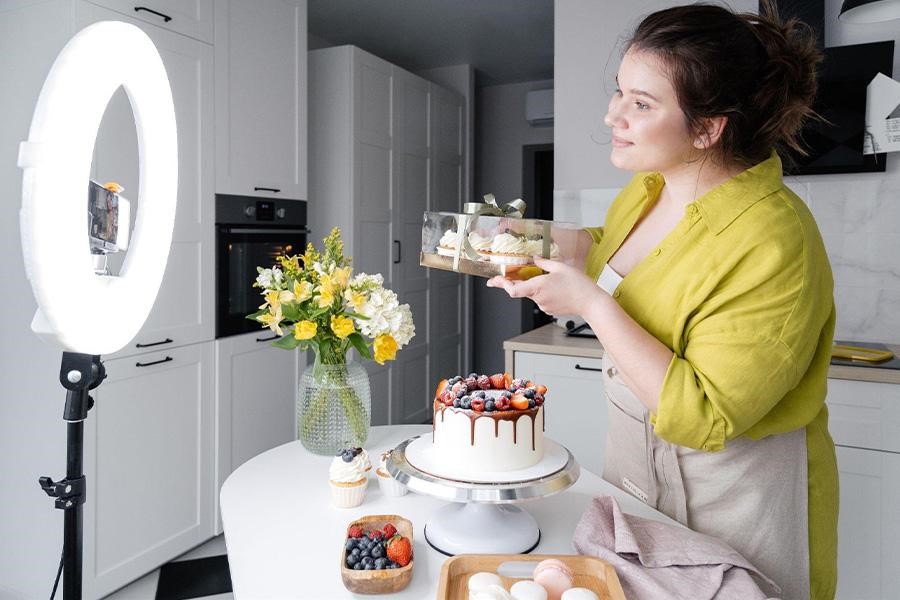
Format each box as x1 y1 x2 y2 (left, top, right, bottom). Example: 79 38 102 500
627 1 822 167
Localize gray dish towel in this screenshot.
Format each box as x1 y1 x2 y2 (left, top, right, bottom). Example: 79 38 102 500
572 496 782 600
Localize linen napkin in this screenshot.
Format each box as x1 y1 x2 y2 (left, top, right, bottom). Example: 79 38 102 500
572 495 781 600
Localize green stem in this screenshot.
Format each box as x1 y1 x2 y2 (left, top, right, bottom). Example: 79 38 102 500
299 349 368 450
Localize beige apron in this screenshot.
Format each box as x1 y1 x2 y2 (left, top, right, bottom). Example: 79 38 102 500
600 355 810 600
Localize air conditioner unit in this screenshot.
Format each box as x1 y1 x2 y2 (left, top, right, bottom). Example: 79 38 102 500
525 88 553 125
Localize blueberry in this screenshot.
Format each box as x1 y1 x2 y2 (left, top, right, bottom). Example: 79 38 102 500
353 562 363 570
351 547 360 556
501 390 512 399
364 563 375 570
449 375 462 384
346 554 358 567
484 399 495 412
371 545 384 558
507 385 517 393
336 449 345 457
468 372 478 379
360 548 370 558
522 388 535 399
460 397 472 410
528 399 536 408
352 447 362 456
341 451 354 463
345 539 356 551
374 558 387 569
453 397 461 408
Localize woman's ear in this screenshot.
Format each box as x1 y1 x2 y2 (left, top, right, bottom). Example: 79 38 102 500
693 115 728 149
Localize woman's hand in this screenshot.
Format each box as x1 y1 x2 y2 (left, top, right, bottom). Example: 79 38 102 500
486 256 603 317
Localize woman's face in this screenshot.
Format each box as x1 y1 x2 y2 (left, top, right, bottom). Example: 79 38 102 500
605 49 695 173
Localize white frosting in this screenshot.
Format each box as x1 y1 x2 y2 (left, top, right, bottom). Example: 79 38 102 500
523 239 559 258
329 451 370 483
510 580 548 600
439 229 459 248
490 233 526 255
433 404 544 474
468 231 493 252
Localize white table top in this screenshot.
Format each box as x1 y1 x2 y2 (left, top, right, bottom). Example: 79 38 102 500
220 425 677 599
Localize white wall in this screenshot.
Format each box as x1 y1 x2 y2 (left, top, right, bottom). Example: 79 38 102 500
0 3 77 598
473 79 554 375
554 0 900 344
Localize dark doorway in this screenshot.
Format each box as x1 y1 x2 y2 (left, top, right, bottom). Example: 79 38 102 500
521 144 555 333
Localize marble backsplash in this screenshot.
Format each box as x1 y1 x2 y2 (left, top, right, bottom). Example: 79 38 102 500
554 166 900 343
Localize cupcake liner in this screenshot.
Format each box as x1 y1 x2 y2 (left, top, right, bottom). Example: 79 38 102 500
376 469 408 497
330 478 368 508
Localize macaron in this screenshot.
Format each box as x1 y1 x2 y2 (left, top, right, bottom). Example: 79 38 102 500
560 589 599 600
531 559 574 600
468 572 504 598
471 584 513 600
510 579 548 600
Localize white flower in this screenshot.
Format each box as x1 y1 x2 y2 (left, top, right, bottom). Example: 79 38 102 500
392 303 415 346
272 267 284 284
256 268 274 288
349 272 384 290
353 286 415 348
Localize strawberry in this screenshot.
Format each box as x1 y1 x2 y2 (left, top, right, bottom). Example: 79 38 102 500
347 525 364 538
510 392 530 410
386 534 413 567
489 373 505 389
383 523 398 539
434 378 449 401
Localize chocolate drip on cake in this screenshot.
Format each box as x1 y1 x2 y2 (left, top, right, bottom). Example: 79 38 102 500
439 407 541 449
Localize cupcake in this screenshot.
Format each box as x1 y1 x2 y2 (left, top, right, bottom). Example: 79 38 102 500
375 450 408 496
329 447 370 508
436 229 460 257
487 232 530 265
468 231 493 260
523 238 560 259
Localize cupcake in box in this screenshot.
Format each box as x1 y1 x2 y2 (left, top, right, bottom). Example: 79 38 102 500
329 447 371 508
487 232 530 265
375 450 408 497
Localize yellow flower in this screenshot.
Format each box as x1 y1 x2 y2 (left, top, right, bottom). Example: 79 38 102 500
345 289 367 311
330 315 355 339
316 285 335 308
278 255 301 274
293 279 313 303
373 334 398 365
293 320 317 340
260 289 293 311
333 266 351 289
257 306 284 336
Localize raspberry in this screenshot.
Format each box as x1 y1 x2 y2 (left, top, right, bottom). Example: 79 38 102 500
369 529 384 541
348 525 364 538
476 375 491 390
383 523 397 538
471 397 485 412
494 396 511 411
464 375 477 389
534 395 544 406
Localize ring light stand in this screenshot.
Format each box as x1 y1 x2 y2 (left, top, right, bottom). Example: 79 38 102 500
18 21 177 600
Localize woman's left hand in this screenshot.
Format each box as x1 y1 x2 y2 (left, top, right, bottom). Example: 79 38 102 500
486 256 603 316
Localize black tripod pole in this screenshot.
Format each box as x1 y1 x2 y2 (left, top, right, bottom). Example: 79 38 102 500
40 353 105 600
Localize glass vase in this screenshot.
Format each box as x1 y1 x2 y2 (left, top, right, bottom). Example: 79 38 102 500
297 355 371 455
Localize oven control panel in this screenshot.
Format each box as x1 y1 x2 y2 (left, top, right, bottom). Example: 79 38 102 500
215 194 307 227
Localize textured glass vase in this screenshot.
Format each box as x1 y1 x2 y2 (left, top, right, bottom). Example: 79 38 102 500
297 356 371 455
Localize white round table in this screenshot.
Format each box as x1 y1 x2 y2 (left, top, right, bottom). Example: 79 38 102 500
220 425 677 599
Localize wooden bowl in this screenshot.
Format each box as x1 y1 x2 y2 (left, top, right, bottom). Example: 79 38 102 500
340 514 414 594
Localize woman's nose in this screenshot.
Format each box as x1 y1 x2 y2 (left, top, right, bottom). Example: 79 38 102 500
604 96 625 129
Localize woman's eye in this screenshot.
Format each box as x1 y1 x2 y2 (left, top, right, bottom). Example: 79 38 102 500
635 101 650 111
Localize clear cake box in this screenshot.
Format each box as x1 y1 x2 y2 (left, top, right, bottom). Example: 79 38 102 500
419 211 582 280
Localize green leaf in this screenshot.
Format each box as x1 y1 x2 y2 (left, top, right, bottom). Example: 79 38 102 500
343 310 369 321
245 308 267 321
273 334 302 350
281 302 301 322
348 333 372 360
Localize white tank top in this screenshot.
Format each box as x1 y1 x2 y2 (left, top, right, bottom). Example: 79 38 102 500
596 263 624 295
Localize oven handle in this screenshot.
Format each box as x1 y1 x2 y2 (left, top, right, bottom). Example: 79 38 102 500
220 227 311 235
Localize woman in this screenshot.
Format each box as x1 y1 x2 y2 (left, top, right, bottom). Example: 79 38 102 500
488 3 837 599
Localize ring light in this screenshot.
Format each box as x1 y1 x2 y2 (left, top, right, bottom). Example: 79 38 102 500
18 20 177 355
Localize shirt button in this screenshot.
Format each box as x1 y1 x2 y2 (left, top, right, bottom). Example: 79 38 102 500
653 248 661 256
686 204 698 215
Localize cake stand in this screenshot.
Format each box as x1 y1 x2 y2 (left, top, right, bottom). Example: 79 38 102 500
386 434 580 556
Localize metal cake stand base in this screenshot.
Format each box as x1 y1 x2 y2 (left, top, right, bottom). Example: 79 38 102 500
387 435 580 556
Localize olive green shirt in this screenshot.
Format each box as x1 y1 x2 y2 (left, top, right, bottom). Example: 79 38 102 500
584 153 838 599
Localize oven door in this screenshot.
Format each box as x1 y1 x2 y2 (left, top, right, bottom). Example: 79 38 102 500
216 225 309 338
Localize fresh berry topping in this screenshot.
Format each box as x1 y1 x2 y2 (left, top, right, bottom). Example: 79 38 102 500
494 396 511 411
434 378 449 400
386 535 413 567
448 375 463 385
510 392 530 410
451 381 468 396
489 373 505 389
484 399 496 412
369 529 384 541
536 384 548 396
507 385 518 393
460 396 472 410
467 372 478 379
453 397 461 408
534 395 544 406
348 525 364 538
522 388 535 399
512 378 526 388
501 390 513 399
439 391 455 406
353 447 362 455
345 538 357 551
342 451 354 462
476 374 491 390
528 398 536 408
475 390 487 399
471 397 485 412
383 523 398 538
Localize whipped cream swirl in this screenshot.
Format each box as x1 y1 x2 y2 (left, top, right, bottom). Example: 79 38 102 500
524 238 559 258
468 231 493 252
329 449 371 483
490 232 526 255
438 229 459 248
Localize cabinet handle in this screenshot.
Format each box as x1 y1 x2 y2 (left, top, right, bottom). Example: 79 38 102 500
135 338 173 348
254 186 281 193
256 334 279 342
574 364 603 372
133 6 172 22
136 356 173 368
393 240 401 264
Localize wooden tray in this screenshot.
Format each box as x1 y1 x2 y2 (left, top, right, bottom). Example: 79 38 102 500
340 514 413 594
436 553 625 600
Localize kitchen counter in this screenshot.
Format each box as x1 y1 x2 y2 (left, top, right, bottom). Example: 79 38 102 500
505 324 900 385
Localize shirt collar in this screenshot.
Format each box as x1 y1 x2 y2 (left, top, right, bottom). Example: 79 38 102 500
645 152 785 236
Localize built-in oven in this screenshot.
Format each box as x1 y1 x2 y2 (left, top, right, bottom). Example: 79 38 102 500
215 194 309 338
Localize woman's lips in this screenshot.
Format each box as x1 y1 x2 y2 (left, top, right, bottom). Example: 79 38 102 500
611 135 633 148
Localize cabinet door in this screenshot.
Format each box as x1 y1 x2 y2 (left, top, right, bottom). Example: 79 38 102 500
428 84 465 389
85 0 213 42
214 0 306 199
82 342 215 599
83 1 215 357
215 331 300 531
826 378 900 453
513 352 607 475
834 445 900 599
391 69 431 424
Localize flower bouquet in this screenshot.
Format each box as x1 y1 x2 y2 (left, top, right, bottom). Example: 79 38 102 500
247 228 415 454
